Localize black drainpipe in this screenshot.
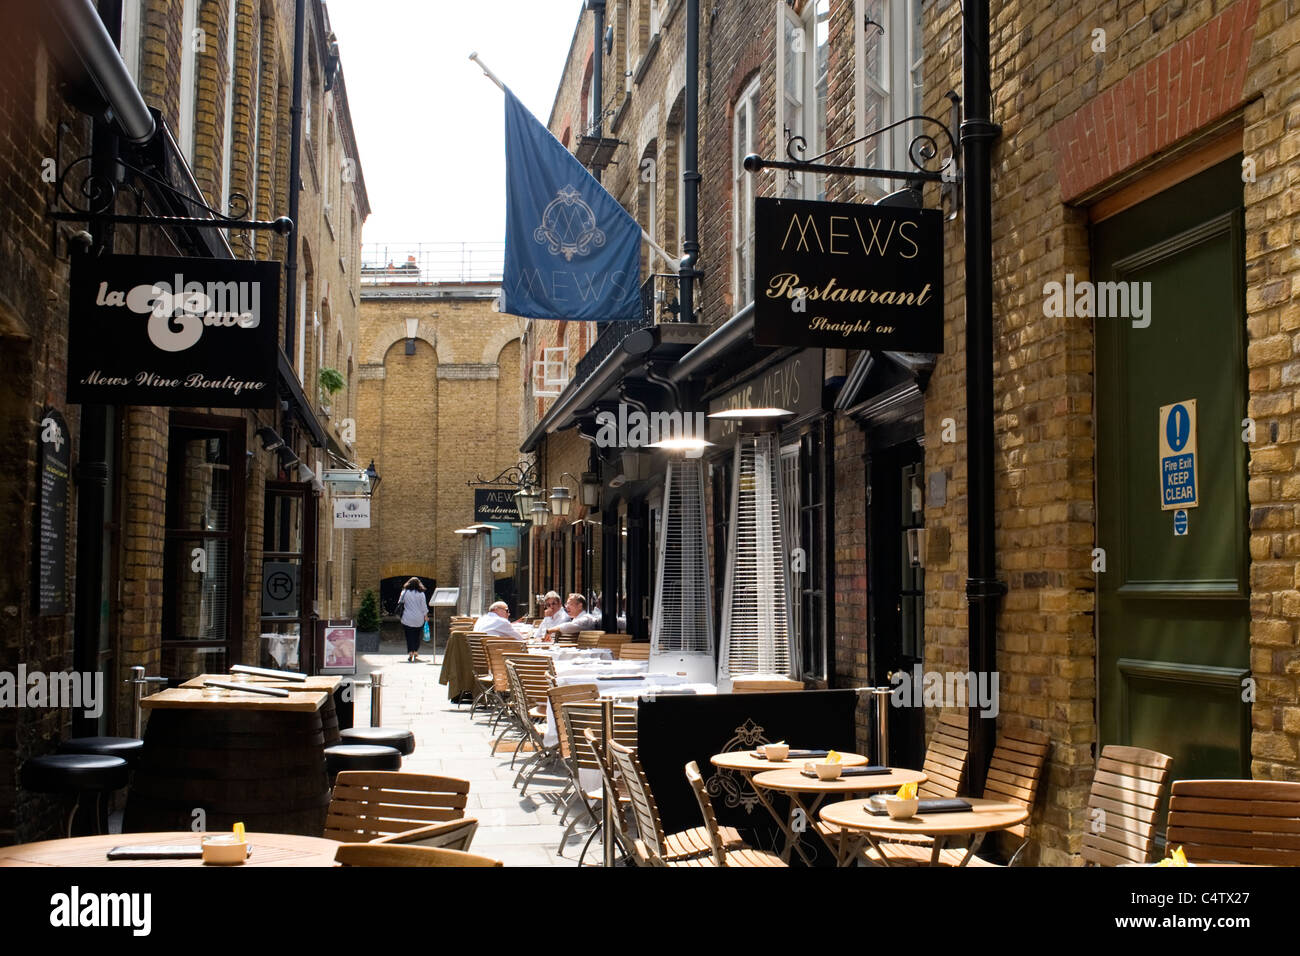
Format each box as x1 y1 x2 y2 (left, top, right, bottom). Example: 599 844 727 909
961 0 1003 793
283 0 306 363
679 0 700 322
588 0 604 185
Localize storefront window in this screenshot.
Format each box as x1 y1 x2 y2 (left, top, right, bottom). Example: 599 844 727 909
799 426 828 680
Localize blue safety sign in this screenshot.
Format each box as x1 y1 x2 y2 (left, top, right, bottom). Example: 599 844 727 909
1158 400 1199 511
1173 509 1188 536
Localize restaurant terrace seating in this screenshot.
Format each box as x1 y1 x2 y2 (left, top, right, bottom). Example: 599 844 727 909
616 642 651 661
465 634 497 717
505 659 561 793
369 817 480 852
546 682 599 819
608 740 748 866
575 631 606 648
324 771 470 842
1080 746 1174 867
863 724 1050 867
334 843 503 867
1166 779 1300 866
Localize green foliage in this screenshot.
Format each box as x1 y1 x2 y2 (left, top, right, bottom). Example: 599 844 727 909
318 366 346 396
356 589 381 632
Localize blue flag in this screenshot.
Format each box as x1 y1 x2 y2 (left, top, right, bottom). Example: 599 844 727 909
501 87 641 321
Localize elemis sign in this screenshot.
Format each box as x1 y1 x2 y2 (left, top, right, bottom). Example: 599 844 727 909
753 197 944 353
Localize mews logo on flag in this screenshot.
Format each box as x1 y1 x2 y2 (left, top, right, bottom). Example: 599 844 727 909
501 87 641 322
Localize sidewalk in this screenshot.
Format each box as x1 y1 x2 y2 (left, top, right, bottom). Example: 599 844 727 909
354 639 584 867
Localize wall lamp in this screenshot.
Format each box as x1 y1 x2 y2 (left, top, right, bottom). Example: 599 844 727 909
255 426 285 451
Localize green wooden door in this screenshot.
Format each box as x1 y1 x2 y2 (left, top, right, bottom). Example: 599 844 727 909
1094 159 1250 779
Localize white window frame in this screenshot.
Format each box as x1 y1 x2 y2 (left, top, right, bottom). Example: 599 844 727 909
642 144 657 251
221 0 239 215
120 0 142 82
179 0 200 163
776 1 830 201
854 0 923 198
533 347 569 398
731 77 760 309
649 0 661 37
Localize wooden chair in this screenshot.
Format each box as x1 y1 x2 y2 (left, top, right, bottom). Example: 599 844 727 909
864 724 1050 867
335 843 502 867
547 683 599 822
324 771 470 841
558 705 636 863
1080 746 1174 866
731 677 805 693
465 635 496 718
504 658 562 793
483 638 525 734
594 633 633 652
608 739 747 865
369 817 479 852
576 631 606 649
616 642 651 661
1167 779 1300 866
683 760 787 867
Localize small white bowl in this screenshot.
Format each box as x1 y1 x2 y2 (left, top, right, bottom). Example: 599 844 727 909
201 835 248 865
763 744 790 762
811 762 842 781
885 797 919 820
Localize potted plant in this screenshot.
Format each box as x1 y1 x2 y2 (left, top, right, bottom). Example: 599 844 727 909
317 366 345 416
355 589 381 652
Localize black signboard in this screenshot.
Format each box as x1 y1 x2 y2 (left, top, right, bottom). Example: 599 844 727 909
707 349 824 441
35 408 70 616
67 254 281 408
474 488 519 523
753 197 943 352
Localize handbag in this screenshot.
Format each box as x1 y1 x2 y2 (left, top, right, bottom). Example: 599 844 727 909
422 621 431 642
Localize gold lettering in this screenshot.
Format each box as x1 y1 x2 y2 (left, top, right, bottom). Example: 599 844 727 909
828 216 849 254
898 219 920 259
781 214 824 253
765 273 802 299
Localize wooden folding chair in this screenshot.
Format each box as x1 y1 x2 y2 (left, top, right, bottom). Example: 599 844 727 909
370 817 479 852
324 771 469 841
616 642 651 661
608 740 747 866
558 704 636 863
576 631 605 648
683 760 786 867
1080 746 1173 866
505 657 563 793
547 683 599 820
1167 779 1300 866
483 638 525 736
594 633 632 652
335 843 502 867
864 724 1050 866
465 634 496 718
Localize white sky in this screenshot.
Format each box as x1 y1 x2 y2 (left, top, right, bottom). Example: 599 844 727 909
326 0 585 250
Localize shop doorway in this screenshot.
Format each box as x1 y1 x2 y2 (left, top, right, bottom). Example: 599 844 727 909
1094 157 1250 779
867 438 926 768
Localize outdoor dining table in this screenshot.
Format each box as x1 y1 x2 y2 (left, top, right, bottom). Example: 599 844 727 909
818 796 1030 867
753 766 928 866
0 831 341 867
438 630 476 701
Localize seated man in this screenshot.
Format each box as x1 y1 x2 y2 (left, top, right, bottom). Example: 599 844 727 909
533 591 570 640
473 601 522 640
546 593 601 636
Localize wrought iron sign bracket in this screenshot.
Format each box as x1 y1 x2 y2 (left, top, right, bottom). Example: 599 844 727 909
46 123 293 252
744 91 964 219
467 461 540 488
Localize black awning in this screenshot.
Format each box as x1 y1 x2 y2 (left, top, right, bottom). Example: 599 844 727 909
277 350 326 447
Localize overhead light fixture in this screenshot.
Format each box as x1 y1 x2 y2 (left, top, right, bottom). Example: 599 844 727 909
530 500 551 525
707 407 794 433
580 471 601 508
365 459 381 494
255 426 284 451
549 486 573 517
322 469 370 494
647 437 714 452
275 445 299 469
513 483 538 521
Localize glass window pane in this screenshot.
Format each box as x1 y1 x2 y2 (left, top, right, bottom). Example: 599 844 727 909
168 435 230 531
264 492 304 553
164 537 230 641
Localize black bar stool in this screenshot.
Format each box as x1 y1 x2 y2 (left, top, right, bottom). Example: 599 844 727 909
337 727 415 756
57 737 145 833
323 744 402 786
20 754 130 837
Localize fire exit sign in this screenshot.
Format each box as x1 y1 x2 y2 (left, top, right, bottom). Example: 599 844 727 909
1158 400 1198 511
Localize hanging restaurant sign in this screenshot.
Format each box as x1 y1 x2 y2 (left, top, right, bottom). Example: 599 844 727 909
753 197 943 353
474 488 519 523
67 254 280 408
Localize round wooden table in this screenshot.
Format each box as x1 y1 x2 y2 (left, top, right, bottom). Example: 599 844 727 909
0 831 341 867
752 767 927 865
818 797 1029 867
708 751 870 866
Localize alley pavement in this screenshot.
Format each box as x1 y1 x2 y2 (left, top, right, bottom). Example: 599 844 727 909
355 639 584 867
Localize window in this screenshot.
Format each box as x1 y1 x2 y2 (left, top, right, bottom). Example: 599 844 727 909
119 0 142 81
777 0 829 200
179 0 200 162
162 417 245 681
639 141 657 277
649 0 661 36
797 426 828 680
855 0 925 197
221 0 239 215
731 78 760 307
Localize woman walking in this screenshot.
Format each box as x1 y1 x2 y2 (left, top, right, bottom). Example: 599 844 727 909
398 577 428 662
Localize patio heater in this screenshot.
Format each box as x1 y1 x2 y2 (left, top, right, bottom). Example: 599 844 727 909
454 527 486 617
646 438 715 683
709 409 795 691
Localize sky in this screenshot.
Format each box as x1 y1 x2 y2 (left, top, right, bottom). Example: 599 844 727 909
326 0 585 253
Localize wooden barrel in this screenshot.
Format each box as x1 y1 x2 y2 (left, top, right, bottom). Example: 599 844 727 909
123 708 330 836
318 691 341 746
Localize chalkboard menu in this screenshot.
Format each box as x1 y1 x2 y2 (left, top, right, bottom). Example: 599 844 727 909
36 408 70 616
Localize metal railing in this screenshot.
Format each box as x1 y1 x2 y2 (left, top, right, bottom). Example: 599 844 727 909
572 273 679 383
360 242 504 285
